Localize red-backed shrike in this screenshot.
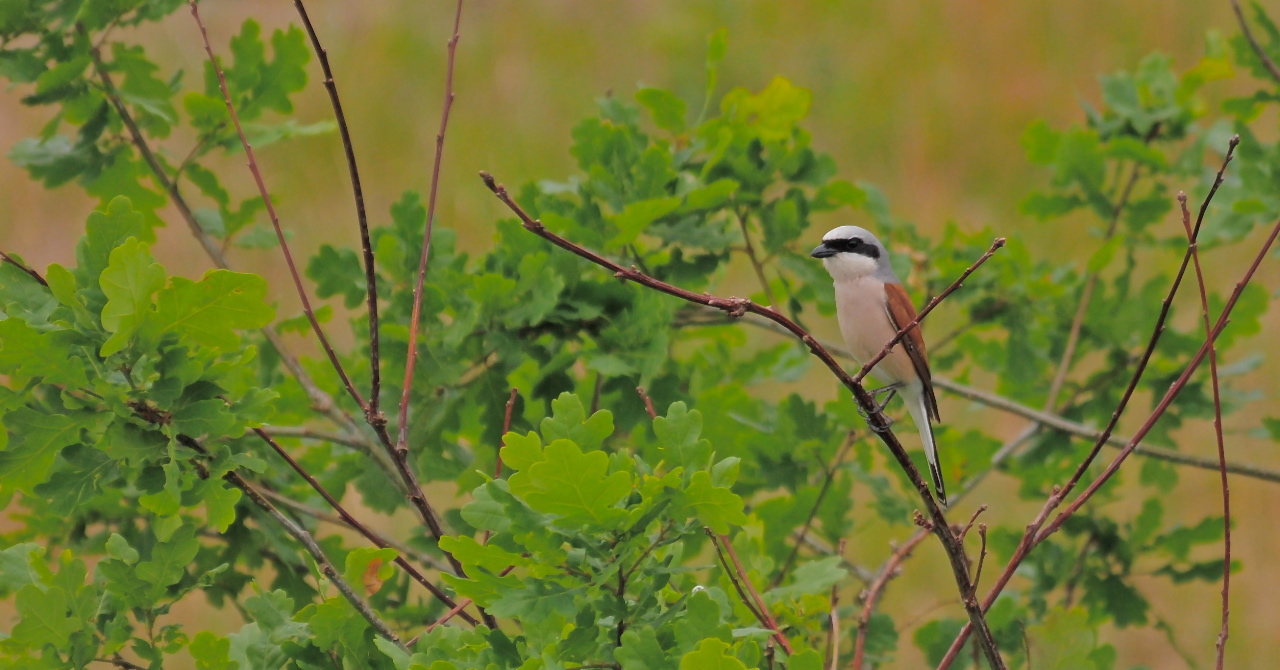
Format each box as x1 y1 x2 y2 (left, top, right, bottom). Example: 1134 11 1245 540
811 226 946 506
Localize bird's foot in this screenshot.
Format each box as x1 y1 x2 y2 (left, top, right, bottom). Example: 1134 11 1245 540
857 383 900 433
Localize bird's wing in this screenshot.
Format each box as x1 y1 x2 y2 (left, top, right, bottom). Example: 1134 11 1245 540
883 282 941 422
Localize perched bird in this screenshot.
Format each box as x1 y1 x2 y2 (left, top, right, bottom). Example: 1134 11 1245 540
811 226 946 506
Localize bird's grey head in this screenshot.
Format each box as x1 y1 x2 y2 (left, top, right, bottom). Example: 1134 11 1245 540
810 225 897 282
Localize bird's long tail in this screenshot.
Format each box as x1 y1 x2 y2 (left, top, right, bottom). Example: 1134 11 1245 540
905 392 947 507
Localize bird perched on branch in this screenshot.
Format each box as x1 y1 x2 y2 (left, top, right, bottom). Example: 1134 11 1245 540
811 226 946 506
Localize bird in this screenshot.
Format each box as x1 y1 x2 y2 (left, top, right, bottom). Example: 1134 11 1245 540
810 226 946 506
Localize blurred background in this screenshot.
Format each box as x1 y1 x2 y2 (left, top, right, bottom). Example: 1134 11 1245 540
1 1 1274 667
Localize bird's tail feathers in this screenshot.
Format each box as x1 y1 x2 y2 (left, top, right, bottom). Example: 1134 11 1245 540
905 392 947 507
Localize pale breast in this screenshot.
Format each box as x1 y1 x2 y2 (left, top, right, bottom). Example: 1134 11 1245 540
833 277 919 387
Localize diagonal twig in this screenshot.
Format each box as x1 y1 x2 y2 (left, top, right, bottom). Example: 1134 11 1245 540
188 0 366 417
253 427 475 624
770 431 857 589
710 531 793 654
851 529 931 670
852 238 1006 385
482 170 1006 669
399 0 464 447
0 251 48 287
1177 190 1231 669
294 0 385 428
176 434 406 651
937 136 1272 670
1230 0 1280 84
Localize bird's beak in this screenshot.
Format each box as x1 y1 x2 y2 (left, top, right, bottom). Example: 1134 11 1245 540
810 243 836 259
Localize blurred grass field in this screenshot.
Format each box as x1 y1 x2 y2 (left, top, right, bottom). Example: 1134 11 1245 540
2 1 1276 667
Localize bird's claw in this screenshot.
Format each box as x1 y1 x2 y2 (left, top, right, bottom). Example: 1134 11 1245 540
857 383 900 432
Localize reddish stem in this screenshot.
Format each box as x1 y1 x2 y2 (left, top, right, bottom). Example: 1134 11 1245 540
399 0 464 446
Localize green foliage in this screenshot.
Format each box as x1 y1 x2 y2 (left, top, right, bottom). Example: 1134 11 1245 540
0 3 1278 669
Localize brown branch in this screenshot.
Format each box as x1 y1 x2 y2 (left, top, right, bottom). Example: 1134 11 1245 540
700 315 1280 484
188 0 366 416
1230 0 1280 84
710 531 792 654
852 238 1006 385
399 0 464 446
851 530 931 670
481 170 1005 669
970 525 988 599
494 388 519 478
253 428 474 623
0 251 47 287
188 0 461 579
636 386 658 419
258 488 450 573
418 565 515 637
85 24 399 496
294 0 384 427
1177 191 1231 669
770 431 857 589
176 434 406 650
937 136 1271 670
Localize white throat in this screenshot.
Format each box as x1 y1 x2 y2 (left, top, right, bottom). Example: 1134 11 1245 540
822 253 880 283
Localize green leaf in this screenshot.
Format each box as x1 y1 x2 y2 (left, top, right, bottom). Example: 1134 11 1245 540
0 543 44 592
200 478 242 533
0 318 89 388
618 627 675 670
680 470 747 534
508 439 631 526
11 583 82 649
764 556 845 604
540 392 615 452
343 547 397 596
1027 608 1103 670
190 631 237 670
636 88 687 134
499 431 544 472
171 399 238 439
679 639 747 670
653 402 712 470
99 236 166 356
34 443 113 515
153 269 275 349
0 409 97 495
611 196 683 247
105 533 139 566
136 525 200 596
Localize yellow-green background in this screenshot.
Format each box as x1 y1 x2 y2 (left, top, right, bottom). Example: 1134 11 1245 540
2 1 1277 667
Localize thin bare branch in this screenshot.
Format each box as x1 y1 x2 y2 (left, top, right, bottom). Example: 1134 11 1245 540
294 0 385 427
482 170 1005 669
0 251 47 287
938 136 1270 670
852 530 931 670
701 314 1280 484
636 386 659 419
710 531 793 654
253 428 473 622
1230 0 1280 84
188 0 366 417
399 0 464 445
177 434 406 650
852 238 1006 385
1177 190 1230 669
258 488 450 574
